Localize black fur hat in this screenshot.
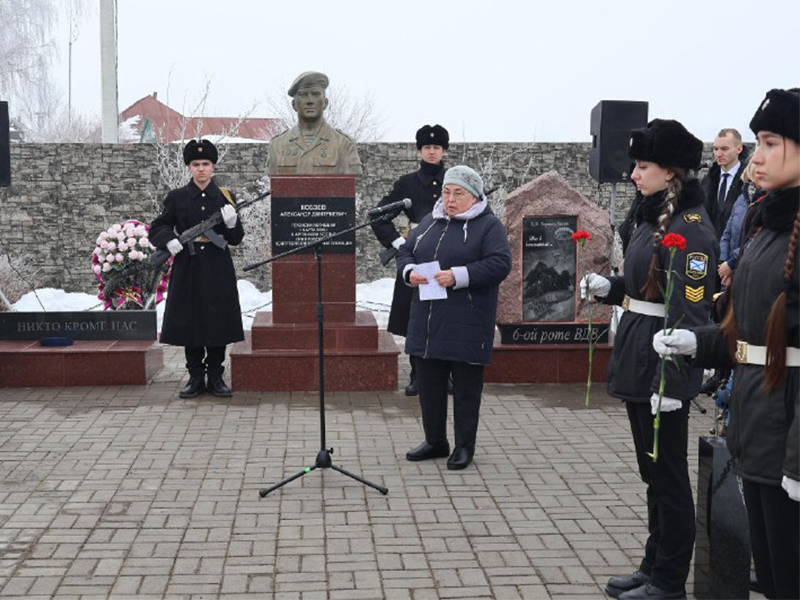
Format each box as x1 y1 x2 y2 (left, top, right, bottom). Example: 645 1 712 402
628 119 703 170
416 124 449 150
183 139 218 165
749 88 800 143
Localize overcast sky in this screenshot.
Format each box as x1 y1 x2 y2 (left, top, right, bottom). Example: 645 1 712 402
56 0 798 143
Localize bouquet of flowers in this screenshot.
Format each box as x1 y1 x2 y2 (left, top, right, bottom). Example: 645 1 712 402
91 220 172 310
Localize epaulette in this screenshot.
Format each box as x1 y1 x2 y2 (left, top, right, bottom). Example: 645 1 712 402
219 187 236 206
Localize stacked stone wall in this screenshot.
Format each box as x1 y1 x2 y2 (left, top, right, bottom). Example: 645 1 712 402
3 141 691 294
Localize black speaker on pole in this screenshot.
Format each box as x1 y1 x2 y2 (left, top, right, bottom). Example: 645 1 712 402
589 100 649 183
0 101 10 187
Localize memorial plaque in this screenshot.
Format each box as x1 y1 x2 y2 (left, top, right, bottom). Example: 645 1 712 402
522 216 577 322
499 323 609 345
271 197 355 254
0 311 157 341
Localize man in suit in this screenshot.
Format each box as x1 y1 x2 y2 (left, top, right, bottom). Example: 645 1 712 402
701 128 749 239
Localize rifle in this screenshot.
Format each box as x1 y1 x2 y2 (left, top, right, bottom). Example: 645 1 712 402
147 188 271 269
103 188 271 305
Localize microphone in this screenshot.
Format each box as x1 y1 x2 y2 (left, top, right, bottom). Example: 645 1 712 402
368 198 412 217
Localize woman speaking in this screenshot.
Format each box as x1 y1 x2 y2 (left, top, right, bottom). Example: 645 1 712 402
397 166 511 470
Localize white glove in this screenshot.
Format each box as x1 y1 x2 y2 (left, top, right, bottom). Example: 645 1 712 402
166 239 183 256
580 274 610 300
782 476 800 502
653 329 697 358
221 205 238 229
650 393 683 415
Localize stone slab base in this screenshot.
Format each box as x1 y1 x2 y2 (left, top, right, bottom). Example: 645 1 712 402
485 343 613 383
231 331 400 392
251 311 379 351
0 340 163 387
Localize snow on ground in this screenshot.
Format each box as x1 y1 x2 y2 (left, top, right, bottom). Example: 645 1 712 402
10 278 396 332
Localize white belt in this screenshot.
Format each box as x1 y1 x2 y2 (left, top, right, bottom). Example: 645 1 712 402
736 341 800 367
622 295 665 318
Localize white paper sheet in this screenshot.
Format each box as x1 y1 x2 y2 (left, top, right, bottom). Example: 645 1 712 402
415 261 448 301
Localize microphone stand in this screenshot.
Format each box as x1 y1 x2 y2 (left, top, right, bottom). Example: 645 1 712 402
244 212 397 498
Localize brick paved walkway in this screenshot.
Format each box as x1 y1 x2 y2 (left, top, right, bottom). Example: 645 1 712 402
0 345 722 599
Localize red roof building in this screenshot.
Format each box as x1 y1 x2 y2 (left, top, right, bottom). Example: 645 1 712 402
120 93 283 143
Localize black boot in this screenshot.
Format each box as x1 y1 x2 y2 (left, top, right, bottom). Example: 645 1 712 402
207 375 232 397
406 441 450 461
605 572 651 598
446 445 474 470
618 583 685 599
179 376 205 398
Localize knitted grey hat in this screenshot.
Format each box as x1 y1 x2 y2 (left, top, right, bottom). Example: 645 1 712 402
443 165 484 199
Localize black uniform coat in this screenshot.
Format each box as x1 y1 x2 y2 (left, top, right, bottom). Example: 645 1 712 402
149 179 245 348
396 201 511 365
603 179 718 402
701 146 750 239
694 187 799 485
372 160 445 336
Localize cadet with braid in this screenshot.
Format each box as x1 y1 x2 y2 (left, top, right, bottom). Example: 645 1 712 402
655 88 800 599
582 119 717 600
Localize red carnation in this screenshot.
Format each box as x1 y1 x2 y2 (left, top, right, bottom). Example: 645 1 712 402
661 233 687 251
572 230 592 242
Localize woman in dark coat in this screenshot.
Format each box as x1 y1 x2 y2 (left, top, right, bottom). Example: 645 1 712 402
655 88 800 599
149 139 245 398
371 124 449 395
583 120 717 600
397 165 511 470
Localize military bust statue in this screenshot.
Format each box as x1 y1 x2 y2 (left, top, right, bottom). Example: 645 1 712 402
267 71 362 176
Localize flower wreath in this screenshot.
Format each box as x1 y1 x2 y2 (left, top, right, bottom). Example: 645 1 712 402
91 220 172 310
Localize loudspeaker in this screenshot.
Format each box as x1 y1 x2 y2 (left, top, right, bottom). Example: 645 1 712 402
589 100 648 183
0 101 10 187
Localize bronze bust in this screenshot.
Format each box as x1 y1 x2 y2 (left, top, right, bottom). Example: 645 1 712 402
267 71 362 176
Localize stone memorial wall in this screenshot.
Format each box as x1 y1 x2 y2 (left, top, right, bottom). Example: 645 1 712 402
0 141 657 295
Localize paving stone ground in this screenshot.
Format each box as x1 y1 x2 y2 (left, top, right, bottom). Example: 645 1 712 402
0 344 726 599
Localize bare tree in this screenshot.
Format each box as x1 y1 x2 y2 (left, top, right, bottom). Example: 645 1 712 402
266 82 387 142
1 0 96 141
148 78 261 217
0 0 58 103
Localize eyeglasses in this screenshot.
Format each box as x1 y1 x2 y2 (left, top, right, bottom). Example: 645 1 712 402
442 189 470 200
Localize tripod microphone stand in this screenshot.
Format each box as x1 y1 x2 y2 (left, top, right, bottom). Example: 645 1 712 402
244 213 397 498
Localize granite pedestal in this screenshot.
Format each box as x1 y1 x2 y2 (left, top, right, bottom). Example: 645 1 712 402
0 340 163 387
230 176 398 391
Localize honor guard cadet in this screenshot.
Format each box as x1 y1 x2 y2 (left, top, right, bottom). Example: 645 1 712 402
267 71 362 176
371 124 449 395
582 119 717 599
655 88 800 600
149 139 245 398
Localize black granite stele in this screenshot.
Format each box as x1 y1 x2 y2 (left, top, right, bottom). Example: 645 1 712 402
271 197 355 254
0 311 157 341
694 436 751 599
499 323 609 345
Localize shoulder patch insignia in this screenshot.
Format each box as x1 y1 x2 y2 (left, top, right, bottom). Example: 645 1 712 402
683 213 702 223
686 252 708 280
685 285 704 303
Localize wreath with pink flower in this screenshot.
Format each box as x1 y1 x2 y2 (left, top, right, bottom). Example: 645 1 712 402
91 220 172 310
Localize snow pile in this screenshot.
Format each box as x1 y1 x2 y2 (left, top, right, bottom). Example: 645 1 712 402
11 278 396 332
